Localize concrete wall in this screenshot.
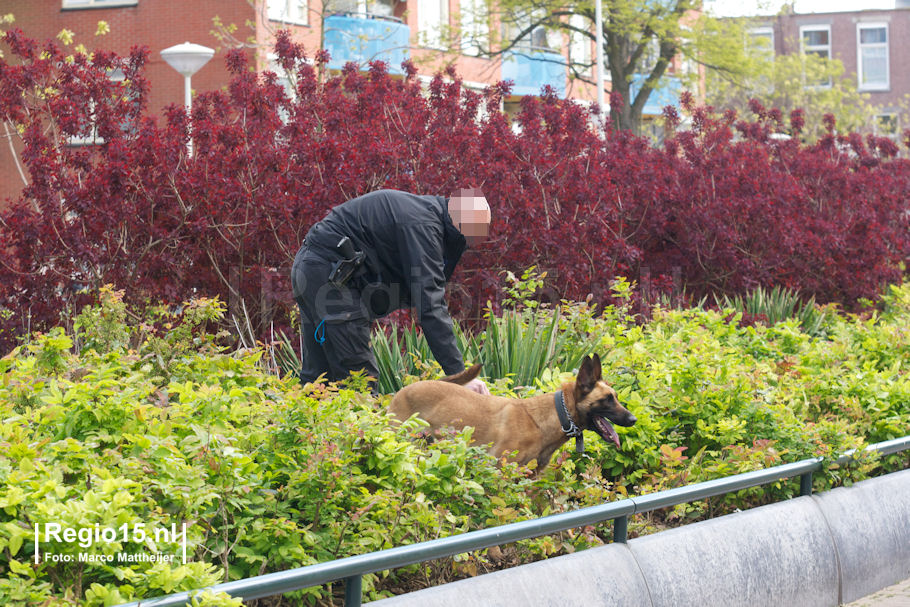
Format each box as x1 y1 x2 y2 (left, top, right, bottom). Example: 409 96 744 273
368 469 910 607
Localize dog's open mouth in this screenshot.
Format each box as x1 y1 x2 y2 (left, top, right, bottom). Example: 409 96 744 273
592 415 620 448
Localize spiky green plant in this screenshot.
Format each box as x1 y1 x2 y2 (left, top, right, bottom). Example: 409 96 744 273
469 306 580 386
717 286 829 335
272 328 303 378
371 322 440 393
372 304 602 392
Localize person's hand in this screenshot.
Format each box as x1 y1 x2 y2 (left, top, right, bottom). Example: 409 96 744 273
464 378 490 395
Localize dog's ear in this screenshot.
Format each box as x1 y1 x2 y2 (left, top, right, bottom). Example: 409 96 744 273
575 355 597 398
590 353 602 382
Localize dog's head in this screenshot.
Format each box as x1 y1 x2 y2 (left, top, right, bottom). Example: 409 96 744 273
572 354 637 448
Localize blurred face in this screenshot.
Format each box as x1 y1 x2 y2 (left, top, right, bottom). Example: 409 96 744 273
448 188 491 247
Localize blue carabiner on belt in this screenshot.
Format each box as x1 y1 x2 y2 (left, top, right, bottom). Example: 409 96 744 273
314 319 326 345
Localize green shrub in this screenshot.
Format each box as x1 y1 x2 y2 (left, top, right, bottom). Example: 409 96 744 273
1 284 908 605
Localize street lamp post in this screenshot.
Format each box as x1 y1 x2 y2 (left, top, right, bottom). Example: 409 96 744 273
160 42 215 155
595 0 606 132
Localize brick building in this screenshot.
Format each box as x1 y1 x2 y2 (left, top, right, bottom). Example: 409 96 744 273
748 5 910 138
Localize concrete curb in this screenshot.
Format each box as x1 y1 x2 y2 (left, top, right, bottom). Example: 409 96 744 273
367 469 910 607
815 471 910 603
630 497 839 607
366 543 647 607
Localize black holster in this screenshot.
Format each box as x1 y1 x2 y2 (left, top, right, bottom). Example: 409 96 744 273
328 236 366 287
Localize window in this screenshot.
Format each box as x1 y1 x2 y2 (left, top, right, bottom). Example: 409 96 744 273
62 0 137 7
267 54 314 124
858 23 888 91
568 14 591 74
67 68 125 147
329 0 394 17
368 0 395 18
268 0 308 25
328 0 356 12
743 26 775 93
641 38 660 73
875 113 898 140
503 99 523 133
529 24 548 49
505 9 560 53
267 56 297 98
748 26 774 58
460 0 489 57
419 0 449 49
800 25 831 87
801 26 829 58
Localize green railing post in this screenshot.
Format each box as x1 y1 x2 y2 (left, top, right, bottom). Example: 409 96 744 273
800 472 813 496
344 575 362 607
613 515 628 543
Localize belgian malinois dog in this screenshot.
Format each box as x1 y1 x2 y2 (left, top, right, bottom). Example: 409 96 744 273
389 354 637 468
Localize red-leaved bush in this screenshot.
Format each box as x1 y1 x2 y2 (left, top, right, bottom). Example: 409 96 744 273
1 29 908 350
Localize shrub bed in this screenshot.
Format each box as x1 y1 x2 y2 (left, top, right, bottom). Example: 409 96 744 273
1 29 909 350
1 285 908 605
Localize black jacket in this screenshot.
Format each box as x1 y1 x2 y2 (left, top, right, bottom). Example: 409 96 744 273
304 190 467 375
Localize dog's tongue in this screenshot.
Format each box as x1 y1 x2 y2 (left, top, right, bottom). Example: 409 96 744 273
594 415 620 448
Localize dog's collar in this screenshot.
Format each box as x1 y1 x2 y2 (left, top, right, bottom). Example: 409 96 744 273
554 390 584 454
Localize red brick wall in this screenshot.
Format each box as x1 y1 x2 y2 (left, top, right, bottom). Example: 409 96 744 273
774 8 910 126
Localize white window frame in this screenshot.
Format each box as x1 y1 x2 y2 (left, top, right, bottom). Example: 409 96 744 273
641 37 660 74
268 0 309 26
748 26 774 57
874 112 898 140
62 0 137 8
460 0 489 57
418 0 450 50
67 100 102 146
67 68 125 147
266 54 315 124
267 54 298 99
328 0 396 17
568 14 592 75
503 8 558 53
799 24 831 88
857 22 889 91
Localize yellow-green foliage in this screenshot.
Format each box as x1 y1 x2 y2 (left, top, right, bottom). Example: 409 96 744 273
1 285 909 605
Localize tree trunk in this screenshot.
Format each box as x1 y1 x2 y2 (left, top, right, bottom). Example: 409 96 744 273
608 73 644 136
611 103 644 136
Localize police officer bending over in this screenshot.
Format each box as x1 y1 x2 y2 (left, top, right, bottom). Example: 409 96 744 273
291 188 491 395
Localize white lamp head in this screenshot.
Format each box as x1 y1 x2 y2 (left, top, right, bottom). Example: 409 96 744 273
160 42 215 77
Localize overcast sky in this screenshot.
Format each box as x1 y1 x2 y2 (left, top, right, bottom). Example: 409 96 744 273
704 0 897 18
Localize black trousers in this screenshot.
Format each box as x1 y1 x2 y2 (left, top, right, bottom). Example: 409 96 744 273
290 245 380 388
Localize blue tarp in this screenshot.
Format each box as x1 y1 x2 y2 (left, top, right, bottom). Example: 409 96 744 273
323 15 410 75
630 73 681 116
501 49 566 97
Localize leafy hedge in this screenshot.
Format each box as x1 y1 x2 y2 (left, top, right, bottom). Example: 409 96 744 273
2 29 909 351
1 285 908 605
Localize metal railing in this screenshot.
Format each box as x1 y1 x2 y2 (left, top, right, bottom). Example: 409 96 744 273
327 11 405 23
119 435 910 607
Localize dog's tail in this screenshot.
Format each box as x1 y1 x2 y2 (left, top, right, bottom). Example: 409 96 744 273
441 363 482 385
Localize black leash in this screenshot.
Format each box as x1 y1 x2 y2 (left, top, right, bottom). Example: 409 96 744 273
554 390 584 454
